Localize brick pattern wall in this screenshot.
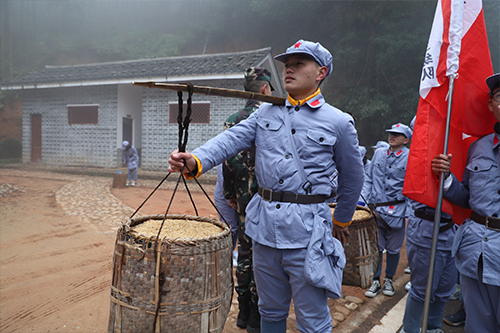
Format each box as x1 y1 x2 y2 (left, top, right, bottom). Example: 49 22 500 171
22 85 119 167
141 79 246 174
21 79 247 173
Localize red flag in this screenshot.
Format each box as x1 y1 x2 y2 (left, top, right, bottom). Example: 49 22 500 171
403 0 495 224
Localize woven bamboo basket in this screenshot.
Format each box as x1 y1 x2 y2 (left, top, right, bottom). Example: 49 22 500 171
329 204 380 289
108 214 233 333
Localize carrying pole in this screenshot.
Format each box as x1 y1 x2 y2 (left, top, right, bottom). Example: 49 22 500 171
421 74 457 330
133 81 286 105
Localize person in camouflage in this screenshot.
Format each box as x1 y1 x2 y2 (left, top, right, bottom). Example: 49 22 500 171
223 66 274 333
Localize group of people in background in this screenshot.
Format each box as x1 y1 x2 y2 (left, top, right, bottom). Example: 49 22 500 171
168 39 499 333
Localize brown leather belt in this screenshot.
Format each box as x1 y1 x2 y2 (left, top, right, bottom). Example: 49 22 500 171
414 209 455 233
367 200 405 231
470 211 500 231
257 187 327 204
371 199 406 208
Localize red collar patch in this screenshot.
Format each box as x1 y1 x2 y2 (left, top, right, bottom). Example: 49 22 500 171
494 135 499 147
396 149 403 156
310 99 320 107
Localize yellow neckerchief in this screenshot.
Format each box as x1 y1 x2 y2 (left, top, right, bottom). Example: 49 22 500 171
287 88 321 106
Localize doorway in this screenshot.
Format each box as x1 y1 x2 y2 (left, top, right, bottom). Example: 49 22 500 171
122 118 133 145
31 114 42 163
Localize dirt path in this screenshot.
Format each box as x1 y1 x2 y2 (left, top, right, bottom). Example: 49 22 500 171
0 170 404 333
0 175 112 333
0 173 220 333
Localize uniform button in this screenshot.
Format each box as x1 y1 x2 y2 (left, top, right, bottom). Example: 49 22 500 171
266 123 269 128
385 188 389 191
319 137 324 142
295 106 300 111
389 166 392 168
279 179 284 184
493 214 499 218
285 154 290 159
497 190 500 195
474 166 478 170
484 237 489 242
387 177 390 180
291 129 296 134
276 204 281 209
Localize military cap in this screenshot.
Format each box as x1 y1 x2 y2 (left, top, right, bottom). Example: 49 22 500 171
386 123 413 140
410 115 416 131
244 67 274 91
371 141 390 149
358 146 367 157
274 39 333 77
486 73 500 96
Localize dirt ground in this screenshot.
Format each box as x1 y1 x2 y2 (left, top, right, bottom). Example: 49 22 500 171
0 172 406 333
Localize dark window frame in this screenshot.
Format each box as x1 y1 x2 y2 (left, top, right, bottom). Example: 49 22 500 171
169 102 210 124
67 104 99 125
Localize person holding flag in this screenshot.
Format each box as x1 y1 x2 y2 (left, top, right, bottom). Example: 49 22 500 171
431 73 500 333
402 0 496 330
399 116 458 333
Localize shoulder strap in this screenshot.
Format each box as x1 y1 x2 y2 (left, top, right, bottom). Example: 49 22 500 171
282 106 313 194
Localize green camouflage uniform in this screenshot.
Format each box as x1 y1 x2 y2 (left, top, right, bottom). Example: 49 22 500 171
223 99 261 302
223 66 273 330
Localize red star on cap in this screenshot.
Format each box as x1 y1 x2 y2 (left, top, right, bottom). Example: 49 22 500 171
294 42 302 48
396 124 400 127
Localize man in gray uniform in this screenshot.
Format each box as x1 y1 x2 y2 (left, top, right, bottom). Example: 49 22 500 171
168 40 364 333
399 116 457 333
363 123 412 298
431 73 500 333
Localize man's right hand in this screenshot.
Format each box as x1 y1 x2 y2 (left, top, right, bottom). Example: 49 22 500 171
431 153 452 178
168 149 197 173
228 198 238 211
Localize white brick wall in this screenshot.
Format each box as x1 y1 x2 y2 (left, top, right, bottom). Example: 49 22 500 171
22 85 119 168
141 79 246 174
21 79 247 173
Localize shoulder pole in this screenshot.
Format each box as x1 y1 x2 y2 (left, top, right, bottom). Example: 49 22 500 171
133 81 286 105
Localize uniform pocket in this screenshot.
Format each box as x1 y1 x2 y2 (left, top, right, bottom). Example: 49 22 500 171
255 118 283 150
466 157 494 194
304 129 336 162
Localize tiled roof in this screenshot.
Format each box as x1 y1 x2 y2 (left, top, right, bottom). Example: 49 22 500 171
1 47 272 88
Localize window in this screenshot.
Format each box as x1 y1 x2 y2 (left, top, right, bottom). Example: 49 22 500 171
68 105 99 124
169 102 210 124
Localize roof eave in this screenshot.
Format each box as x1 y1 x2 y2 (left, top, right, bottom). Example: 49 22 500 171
0 73 245 90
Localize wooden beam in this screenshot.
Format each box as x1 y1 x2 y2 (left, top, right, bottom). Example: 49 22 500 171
132 81 286 105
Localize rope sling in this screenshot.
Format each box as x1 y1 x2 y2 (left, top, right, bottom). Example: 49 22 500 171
123 83 233 332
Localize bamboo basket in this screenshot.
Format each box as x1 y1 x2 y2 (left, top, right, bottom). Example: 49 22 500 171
108 214 233 333
330 204 380 289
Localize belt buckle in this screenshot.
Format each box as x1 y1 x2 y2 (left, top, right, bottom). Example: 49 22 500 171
485 217 500 232
261 188 273 202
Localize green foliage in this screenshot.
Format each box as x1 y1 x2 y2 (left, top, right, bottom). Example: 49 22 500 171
0 138 22 159
0 0 498 147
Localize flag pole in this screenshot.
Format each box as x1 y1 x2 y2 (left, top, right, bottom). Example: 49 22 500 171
421 73 457 330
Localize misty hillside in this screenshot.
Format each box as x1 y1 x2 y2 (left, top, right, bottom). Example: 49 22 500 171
1 0 499 148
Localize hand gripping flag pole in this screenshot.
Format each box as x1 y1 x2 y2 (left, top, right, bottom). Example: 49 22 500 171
417 0 494 330
422 73 456 330
421 0 464 329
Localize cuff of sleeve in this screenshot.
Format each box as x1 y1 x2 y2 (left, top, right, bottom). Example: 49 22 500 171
183 154 203 180
333 216 351 228
443 172 453 191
